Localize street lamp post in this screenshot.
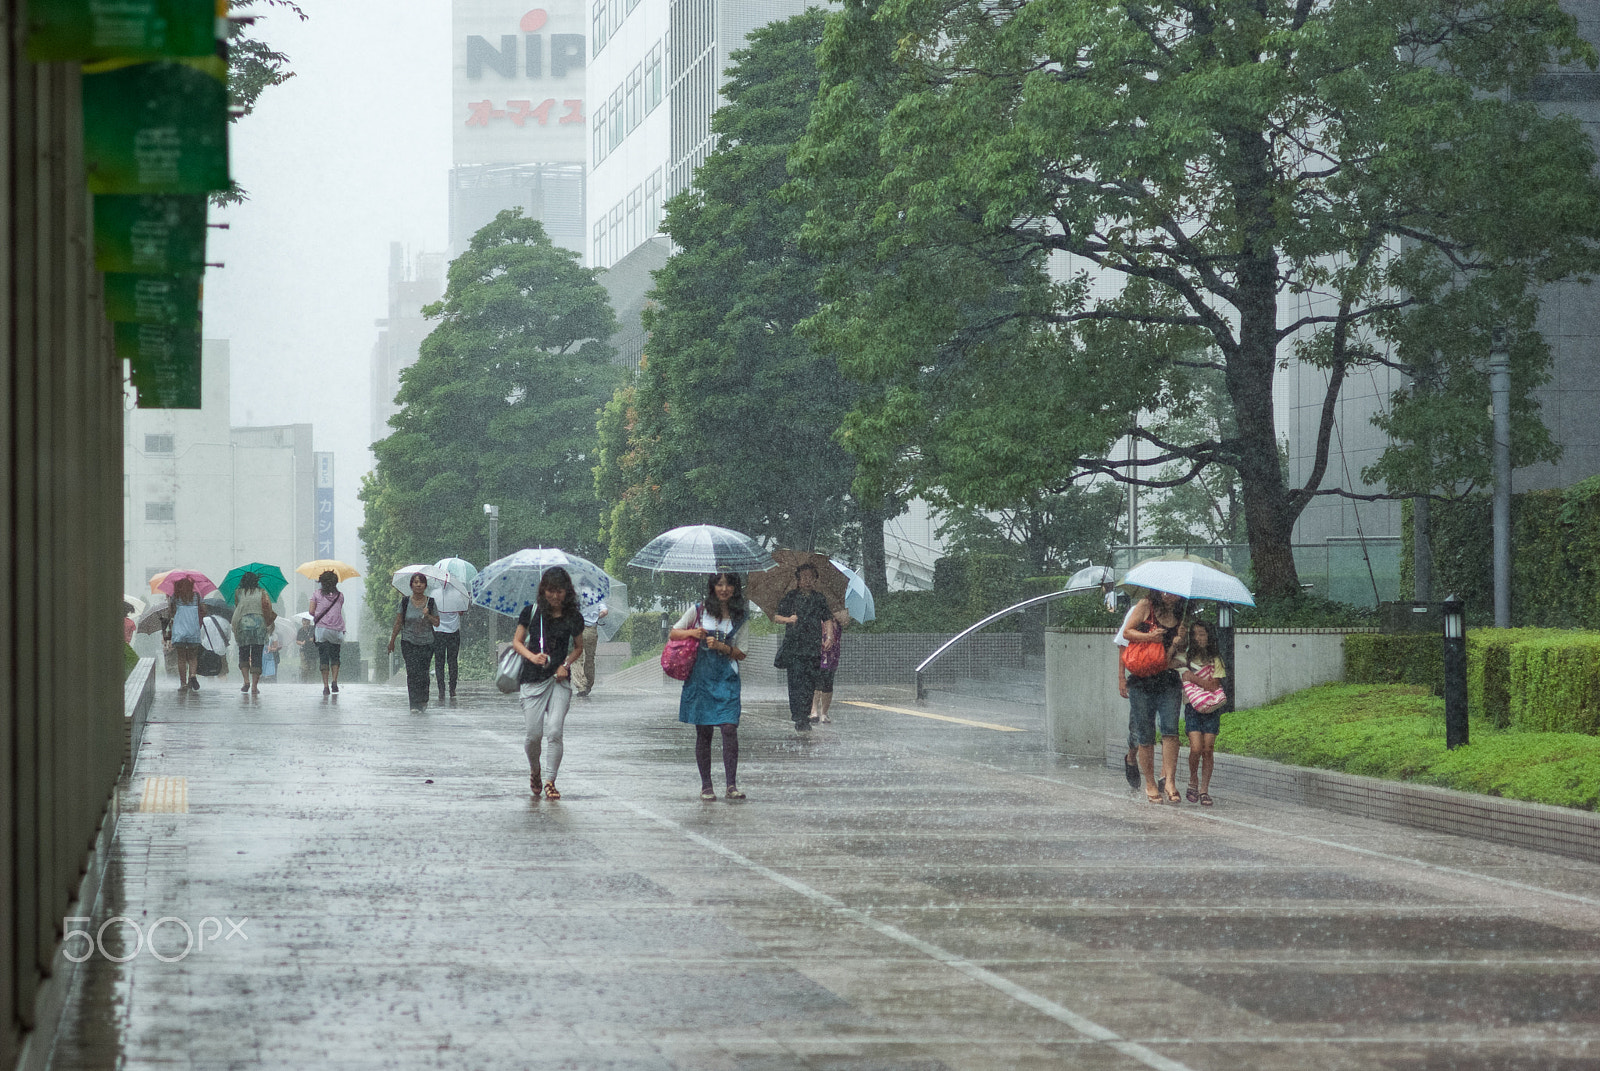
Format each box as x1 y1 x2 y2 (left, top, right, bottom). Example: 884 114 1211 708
1216 603 1236 715
484 503 499 640
1489 331 1512 628
1442 594 1468 749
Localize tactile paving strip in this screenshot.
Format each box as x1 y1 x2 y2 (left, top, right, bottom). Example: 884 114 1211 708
139 776 188 813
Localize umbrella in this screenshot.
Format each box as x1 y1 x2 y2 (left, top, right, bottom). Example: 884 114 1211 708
596 580 628 641
199 616 231 654
390 563 471 602
296 559 361 582
220 562 289 602
628 524 776 574
830 559 876 623
1063 565 1117 595
123 594 146 617
146 569 173 594
745 550 850 618
154 569 216 597
1117 554 1255 607
433 557 479 613
134 603 169 635
471 549 612 618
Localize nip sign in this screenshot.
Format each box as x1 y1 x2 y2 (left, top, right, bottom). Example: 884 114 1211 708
454 1 586 166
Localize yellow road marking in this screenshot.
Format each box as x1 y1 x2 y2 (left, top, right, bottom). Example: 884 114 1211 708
841 701 1026 732
140 776 188 813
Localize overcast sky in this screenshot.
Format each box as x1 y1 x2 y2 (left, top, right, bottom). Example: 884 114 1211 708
203 0 453 618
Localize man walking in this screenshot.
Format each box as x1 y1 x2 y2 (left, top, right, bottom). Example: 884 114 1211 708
434 603 466 701
571 603 607 698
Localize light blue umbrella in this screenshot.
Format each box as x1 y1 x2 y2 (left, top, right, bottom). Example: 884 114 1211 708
830 559 876 623
471 549 611 618
434 557 479 612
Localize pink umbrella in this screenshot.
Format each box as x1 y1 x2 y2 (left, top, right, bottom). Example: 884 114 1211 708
154 569 216 597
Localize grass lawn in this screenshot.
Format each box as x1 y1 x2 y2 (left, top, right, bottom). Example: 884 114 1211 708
1218 683 1600 811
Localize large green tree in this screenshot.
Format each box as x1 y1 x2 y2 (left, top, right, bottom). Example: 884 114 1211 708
596 10 878 578
362 210 621 605
797 0 1600 598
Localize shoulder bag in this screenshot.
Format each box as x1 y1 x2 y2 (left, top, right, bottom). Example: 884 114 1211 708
495 643 523 694
661 605 702 681
1119 614 1173 678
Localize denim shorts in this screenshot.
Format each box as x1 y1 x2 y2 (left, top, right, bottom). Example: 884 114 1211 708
1127 673 1182 746
1184 707 1221 737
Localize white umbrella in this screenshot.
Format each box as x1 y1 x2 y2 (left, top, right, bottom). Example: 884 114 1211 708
199 616 231 654
1062 565 1117 594
391 563 470 604
433 557 479 612
1117 558 1255 606
123 594 147 617
627 524 776 574
830 559 876 623
471 549 611 618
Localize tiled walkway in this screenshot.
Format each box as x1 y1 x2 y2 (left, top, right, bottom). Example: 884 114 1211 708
46 670 1600 1070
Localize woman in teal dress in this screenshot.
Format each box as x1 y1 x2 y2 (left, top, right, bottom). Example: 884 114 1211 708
671 572 750 801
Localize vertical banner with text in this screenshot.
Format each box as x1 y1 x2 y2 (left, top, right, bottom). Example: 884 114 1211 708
314 452 335 559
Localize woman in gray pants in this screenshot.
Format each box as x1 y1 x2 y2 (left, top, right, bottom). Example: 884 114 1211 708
511 567 584 800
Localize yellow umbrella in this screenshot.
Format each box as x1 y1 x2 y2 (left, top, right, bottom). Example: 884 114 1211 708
295 559 361 582
147 569 173 594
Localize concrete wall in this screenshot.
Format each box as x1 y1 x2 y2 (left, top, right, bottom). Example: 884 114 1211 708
1045 629 1362 759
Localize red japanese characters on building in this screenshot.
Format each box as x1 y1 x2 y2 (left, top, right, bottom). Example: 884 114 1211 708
464 98 585 127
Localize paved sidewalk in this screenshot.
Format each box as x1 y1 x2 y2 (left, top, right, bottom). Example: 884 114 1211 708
47 671 1600 1070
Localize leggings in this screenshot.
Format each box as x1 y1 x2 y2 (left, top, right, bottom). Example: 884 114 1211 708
521 678 572 781
694 724 739 789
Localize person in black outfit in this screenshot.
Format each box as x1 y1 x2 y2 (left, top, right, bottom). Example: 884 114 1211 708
512 567 584 800
773 563 832 733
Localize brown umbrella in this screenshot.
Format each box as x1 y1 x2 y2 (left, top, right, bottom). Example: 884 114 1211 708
744 550 849 618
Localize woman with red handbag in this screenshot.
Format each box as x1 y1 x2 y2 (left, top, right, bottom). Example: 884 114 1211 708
669 573 750 801
1117 589 1187 803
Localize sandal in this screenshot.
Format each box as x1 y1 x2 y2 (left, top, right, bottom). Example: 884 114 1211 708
529 773 542 798
725 787 745 800
1186 784 1199 804
1145 789 1163 804
700 788 717 801
818 715 831 724
1199 793 1213 807
543 781 561 800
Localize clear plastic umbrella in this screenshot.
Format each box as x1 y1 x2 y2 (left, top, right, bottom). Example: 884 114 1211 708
628 524 776 574
390 564 470 603
433 557 479 613
471 549 611 618
596 580 628 641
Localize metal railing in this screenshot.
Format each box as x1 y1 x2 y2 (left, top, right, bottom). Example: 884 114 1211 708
913 590 1081 699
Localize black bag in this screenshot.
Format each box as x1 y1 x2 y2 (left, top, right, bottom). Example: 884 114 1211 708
196 649 223 676
773 634 791 669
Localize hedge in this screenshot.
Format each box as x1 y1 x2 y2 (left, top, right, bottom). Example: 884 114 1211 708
1510 634 1600 735
1344 633 1442 693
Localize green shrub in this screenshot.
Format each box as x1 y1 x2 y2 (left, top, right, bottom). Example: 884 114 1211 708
1510 634 1600 735
1465 628 1570 729
1344 634 1443 693
1221 683 1600 810
124 643 140 677
617 611 668 654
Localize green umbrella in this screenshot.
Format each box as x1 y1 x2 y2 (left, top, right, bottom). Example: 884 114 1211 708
220 563 289 603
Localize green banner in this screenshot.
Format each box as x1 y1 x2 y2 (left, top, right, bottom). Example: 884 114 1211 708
28 0 222 61
93 194 208 273
104 272 201 325
118 321 202 409
83 57 229 194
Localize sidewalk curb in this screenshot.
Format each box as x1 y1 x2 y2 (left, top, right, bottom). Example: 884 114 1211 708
1107 744 1600 864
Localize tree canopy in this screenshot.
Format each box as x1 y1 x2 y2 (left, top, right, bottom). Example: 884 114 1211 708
596 10 871 576
796 0 1600 598
361 211 621 606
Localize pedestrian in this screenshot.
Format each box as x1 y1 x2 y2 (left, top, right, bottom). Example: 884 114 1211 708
671 572 749 801
295 619 317 682
511 567 584 800
1181 619 1227 807
1116 588 1187 804
308 570 347 695
387 572 439 714
162 576 208 692
230 571 274 696
772 563 832 733
571 603 608 698
123 601 138 645
810 609 849 725
262 633 280 683
433 601 466 702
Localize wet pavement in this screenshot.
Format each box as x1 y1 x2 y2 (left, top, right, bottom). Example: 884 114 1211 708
47 670 1600 1070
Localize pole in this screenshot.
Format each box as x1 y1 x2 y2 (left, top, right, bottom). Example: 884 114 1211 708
1442 595 1468 748
1216 603 1235 715
1126 420 1138 554
1489 331 1512 628
484 503 500 640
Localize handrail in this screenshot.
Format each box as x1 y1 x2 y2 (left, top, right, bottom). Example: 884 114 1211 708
913 589 1083 700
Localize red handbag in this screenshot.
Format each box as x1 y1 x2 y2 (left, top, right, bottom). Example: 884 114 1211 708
661 606 702 681
1121 639 1171 678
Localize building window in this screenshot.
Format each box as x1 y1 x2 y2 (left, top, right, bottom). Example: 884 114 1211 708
646 41 664 113
608 87 625 151
144 433 175 455
593 96 609 163
594 220 606 268
592 0 608 54
609 203 624 267
145 501 175 522
626 0 641 13
645 168 664 234
626 65 643 134
626 185 643 251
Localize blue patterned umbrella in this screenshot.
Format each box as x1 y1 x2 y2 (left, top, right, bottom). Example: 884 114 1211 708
470 549 611 618
628 524 776 574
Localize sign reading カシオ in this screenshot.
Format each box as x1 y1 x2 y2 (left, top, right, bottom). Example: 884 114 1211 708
453 2 586 166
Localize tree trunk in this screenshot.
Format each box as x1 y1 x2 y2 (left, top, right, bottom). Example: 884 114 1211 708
1412 496 1433 602
859 496 888 594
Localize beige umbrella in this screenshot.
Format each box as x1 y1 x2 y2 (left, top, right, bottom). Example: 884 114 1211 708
744 550 849 618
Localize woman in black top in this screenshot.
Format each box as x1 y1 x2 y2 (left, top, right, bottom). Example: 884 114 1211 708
512 566 584 799
773 563 833 733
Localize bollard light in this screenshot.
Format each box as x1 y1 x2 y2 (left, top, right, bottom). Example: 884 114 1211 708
1442 593 1468 748
1216 602 1236 714
1217 603 1233 630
